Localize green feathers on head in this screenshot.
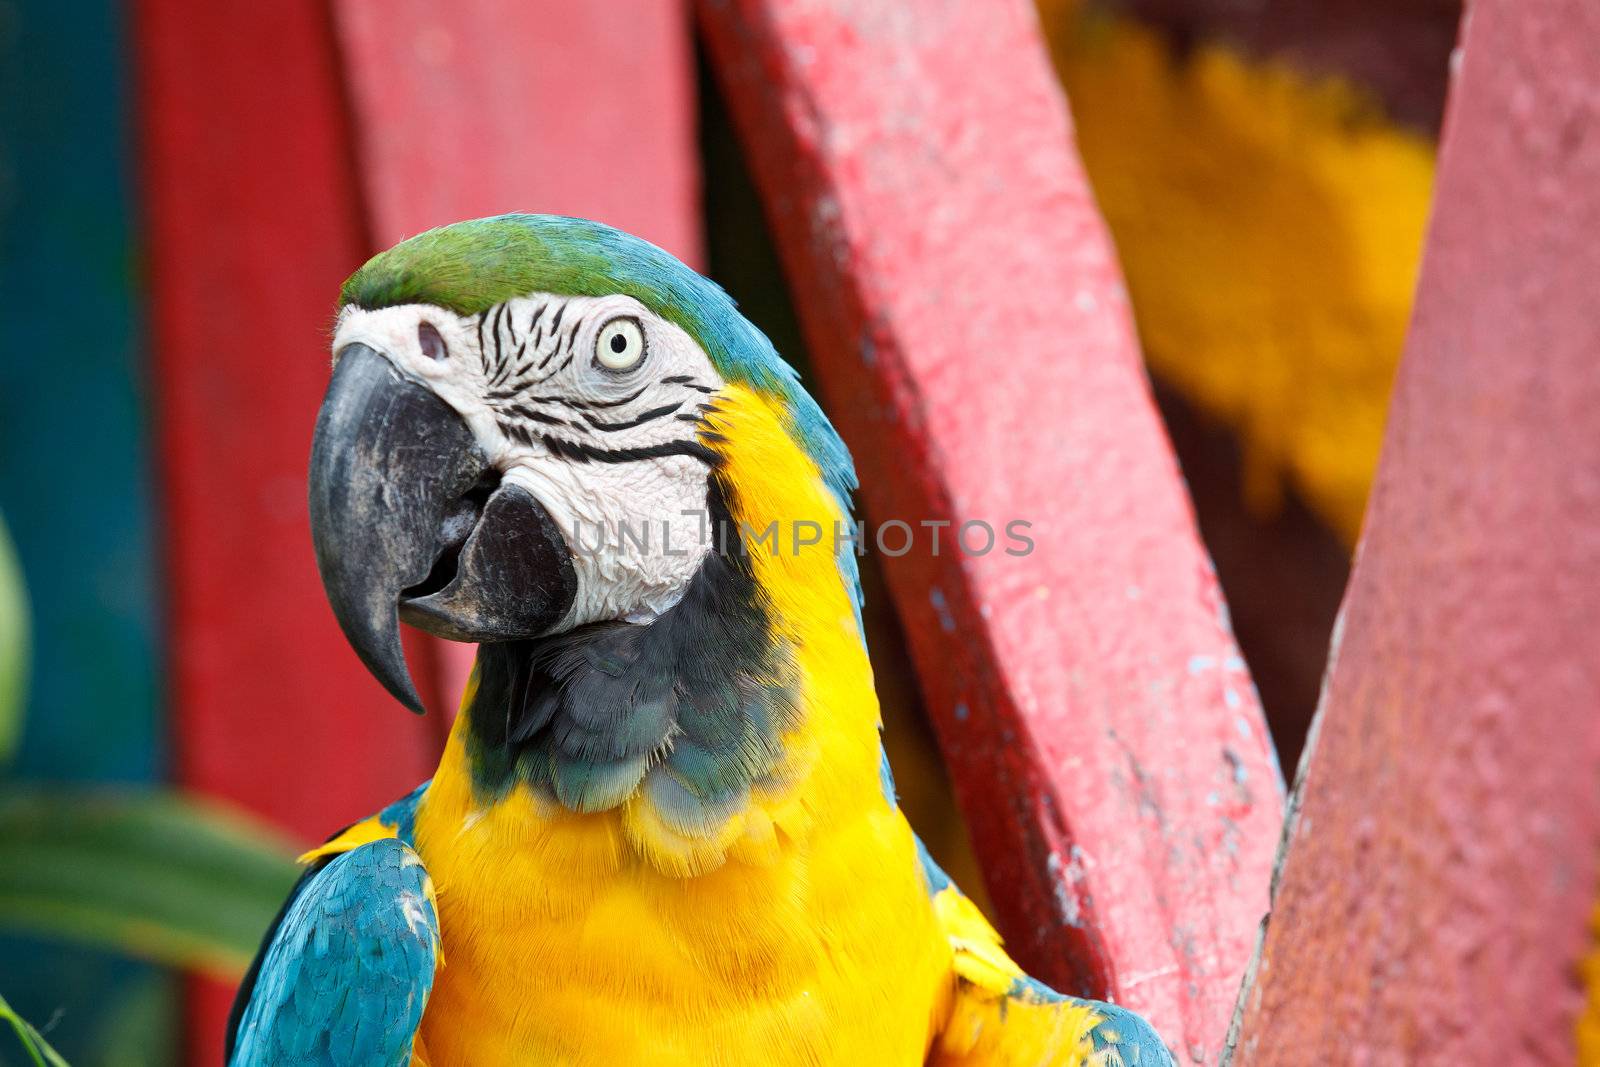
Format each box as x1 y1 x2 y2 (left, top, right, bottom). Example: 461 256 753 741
344 215 661 319
341 213 855 505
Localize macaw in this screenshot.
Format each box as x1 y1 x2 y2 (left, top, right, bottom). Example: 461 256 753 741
227 214 1174 1067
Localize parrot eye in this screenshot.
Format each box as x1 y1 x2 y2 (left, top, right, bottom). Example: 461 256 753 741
595 316 646 372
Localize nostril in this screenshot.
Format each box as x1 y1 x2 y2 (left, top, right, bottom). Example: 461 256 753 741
439 470 498 551
435 499 478 557
403 469 501 600
418 320 449 362
464 467 501 502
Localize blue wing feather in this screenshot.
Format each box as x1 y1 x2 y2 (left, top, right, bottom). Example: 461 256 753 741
228 838 439 1067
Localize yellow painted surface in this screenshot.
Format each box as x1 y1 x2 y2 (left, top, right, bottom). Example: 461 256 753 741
1037 2 1437 543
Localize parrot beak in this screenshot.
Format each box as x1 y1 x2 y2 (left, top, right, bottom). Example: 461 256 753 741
308 343 577 713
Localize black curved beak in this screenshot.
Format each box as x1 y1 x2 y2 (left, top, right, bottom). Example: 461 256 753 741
308 344 577 712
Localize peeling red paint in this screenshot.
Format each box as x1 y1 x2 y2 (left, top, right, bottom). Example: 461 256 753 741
698 1 1282 1058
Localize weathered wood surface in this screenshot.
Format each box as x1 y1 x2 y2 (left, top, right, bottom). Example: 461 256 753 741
699 2 1284 1058
332 0 702 712
1226 1 1600 1061
133 1 442 1058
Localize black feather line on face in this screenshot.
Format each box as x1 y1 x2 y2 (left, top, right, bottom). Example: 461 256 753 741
539 433 721 467
505 404 572 429
476 311 490 376
582 401 683 432
506 337 532 380
489 304 510 387
462 481 799 819
526 386 648 411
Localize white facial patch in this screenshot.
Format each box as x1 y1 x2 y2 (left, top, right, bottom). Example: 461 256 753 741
332 294 727 630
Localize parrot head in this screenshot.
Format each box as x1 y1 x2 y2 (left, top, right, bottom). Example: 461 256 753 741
309 214 858 717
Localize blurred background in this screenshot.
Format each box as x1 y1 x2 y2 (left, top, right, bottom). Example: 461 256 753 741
0 0 1460 1062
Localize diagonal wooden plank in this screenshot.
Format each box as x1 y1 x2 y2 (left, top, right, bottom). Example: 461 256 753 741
331 0 702 712
699 2 1283 1058
1226 2 1600 1062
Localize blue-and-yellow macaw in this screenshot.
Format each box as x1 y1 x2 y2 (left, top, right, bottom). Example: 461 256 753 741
227 215 1173 1066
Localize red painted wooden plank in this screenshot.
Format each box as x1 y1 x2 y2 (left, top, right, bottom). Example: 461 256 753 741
698 2 1282 1059
132 2 442 1059
1226 3 1600 1062
331 0 701 710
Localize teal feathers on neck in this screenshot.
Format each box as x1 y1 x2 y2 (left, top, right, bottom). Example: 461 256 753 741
461 482 801 828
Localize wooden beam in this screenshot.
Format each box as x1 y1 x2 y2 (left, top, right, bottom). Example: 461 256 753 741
331 0 702 710
1226 1 1600 1061
132 2 441 1059
699 2 1282 1058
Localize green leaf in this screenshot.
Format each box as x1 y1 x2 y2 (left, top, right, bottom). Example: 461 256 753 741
0 513 29 764
0 988 72 1067
0 789 301 978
